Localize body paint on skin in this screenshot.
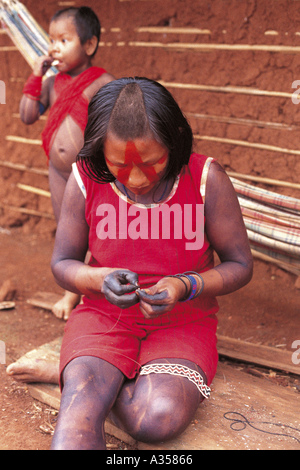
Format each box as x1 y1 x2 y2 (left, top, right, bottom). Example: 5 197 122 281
106 140 168 186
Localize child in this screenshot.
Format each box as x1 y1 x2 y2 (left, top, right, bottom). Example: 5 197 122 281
19 6 114 320
48 77 253 449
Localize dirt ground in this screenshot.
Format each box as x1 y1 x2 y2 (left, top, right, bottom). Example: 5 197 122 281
0 229 136 450
0 0 299 450
0 228 299 450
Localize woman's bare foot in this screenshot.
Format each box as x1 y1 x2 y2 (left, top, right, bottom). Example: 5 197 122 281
6 359 59 384
52 290 80 321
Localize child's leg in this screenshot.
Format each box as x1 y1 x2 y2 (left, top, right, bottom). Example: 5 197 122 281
51 290 80 320
51 356 124 450
110 358 205 443
48 162 80 320
48 161 68 223
6 359 59 384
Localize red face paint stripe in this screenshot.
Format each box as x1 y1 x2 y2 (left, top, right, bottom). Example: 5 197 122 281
156 151 168 166
106 141 168 186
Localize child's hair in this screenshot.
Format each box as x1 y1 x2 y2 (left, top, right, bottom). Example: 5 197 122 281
51 6 101 57
77 77 193 183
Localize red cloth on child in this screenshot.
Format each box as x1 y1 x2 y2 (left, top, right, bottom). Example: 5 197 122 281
41 66 106 158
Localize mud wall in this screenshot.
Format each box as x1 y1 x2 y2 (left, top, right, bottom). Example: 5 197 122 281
0 0 300 231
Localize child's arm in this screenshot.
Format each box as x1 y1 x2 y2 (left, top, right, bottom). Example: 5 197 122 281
20 55 54 124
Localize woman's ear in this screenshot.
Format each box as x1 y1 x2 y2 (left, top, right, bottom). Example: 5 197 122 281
84 36 99 57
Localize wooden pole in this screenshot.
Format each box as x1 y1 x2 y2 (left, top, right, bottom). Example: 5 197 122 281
129 41 300 53
159 80 295 99
0 203 55 219
135 27 211 35
194 135 300 156
17 183 51 198
5 135 42 145
185 112 297 131
0 46 18 51
0 160 48 176
227 172 300 190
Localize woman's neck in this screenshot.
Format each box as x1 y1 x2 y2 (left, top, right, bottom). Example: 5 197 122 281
115 178 174 205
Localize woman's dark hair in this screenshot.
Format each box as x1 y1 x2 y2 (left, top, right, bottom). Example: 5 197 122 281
77 77 194 183
51 7 101 57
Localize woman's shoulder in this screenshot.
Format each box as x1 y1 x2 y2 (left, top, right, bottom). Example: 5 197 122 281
188 152 215 168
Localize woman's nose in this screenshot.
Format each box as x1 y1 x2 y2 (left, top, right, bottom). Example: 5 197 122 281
127 165 148 187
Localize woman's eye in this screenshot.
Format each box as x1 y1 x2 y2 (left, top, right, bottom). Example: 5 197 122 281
139 162 155 168
113 162 128 168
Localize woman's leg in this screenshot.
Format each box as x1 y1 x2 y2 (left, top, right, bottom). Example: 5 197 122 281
110 358 206 443
51 356 124 450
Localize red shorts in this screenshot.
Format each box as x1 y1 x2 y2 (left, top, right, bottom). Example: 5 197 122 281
59 296 218 389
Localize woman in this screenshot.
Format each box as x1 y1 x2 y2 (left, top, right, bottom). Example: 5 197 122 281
50 77 253 449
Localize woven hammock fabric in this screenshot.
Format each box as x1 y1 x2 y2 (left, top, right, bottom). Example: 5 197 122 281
0 0 57 77
230 177 300 275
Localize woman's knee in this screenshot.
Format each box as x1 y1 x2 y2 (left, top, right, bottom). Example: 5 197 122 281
126 394 196 443
62 356 124 403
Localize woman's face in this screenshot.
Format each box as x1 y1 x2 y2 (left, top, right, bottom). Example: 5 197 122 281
104 133 169 196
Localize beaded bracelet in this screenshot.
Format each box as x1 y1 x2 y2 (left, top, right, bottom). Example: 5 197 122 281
181 274 198 302
165 271 205 302
184 271 205 298
164 273 197 302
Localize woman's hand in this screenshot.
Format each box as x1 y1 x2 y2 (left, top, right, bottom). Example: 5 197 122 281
137 276 187 319
102 270 140 309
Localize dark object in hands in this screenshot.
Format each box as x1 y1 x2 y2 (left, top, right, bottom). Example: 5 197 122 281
102 270 139 308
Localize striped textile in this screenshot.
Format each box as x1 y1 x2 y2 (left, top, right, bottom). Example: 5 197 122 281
230 177 300 275
0 0 57 77
231 177 300 213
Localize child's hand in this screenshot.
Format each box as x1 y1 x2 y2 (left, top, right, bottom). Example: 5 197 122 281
33 55 54 77
102 270 139 309
137 277 187 319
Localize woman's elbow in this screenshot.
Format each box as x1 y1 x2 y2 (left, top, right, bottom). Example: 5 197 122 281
51 254 62 283
242 253 254 286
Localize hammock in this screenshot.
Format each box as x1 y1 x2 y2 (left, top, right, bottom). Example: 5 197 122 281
0 0 57 77
230 177 300 276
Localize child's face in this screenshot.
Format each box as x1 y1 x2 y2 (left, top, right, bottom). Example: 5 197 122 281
104 133 169 196
48 16 90 75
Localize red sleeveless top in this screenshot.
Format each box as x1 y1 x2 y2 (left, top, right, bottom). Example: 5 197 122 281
74 153 219 320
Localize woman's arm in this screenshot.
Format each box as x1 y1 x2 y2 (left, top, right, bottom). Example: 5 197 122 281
51 173 139 306
202 161 253 295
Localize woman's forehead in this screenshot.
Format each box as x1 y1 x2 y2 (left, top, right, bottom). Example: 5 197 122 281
104 134 168 161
